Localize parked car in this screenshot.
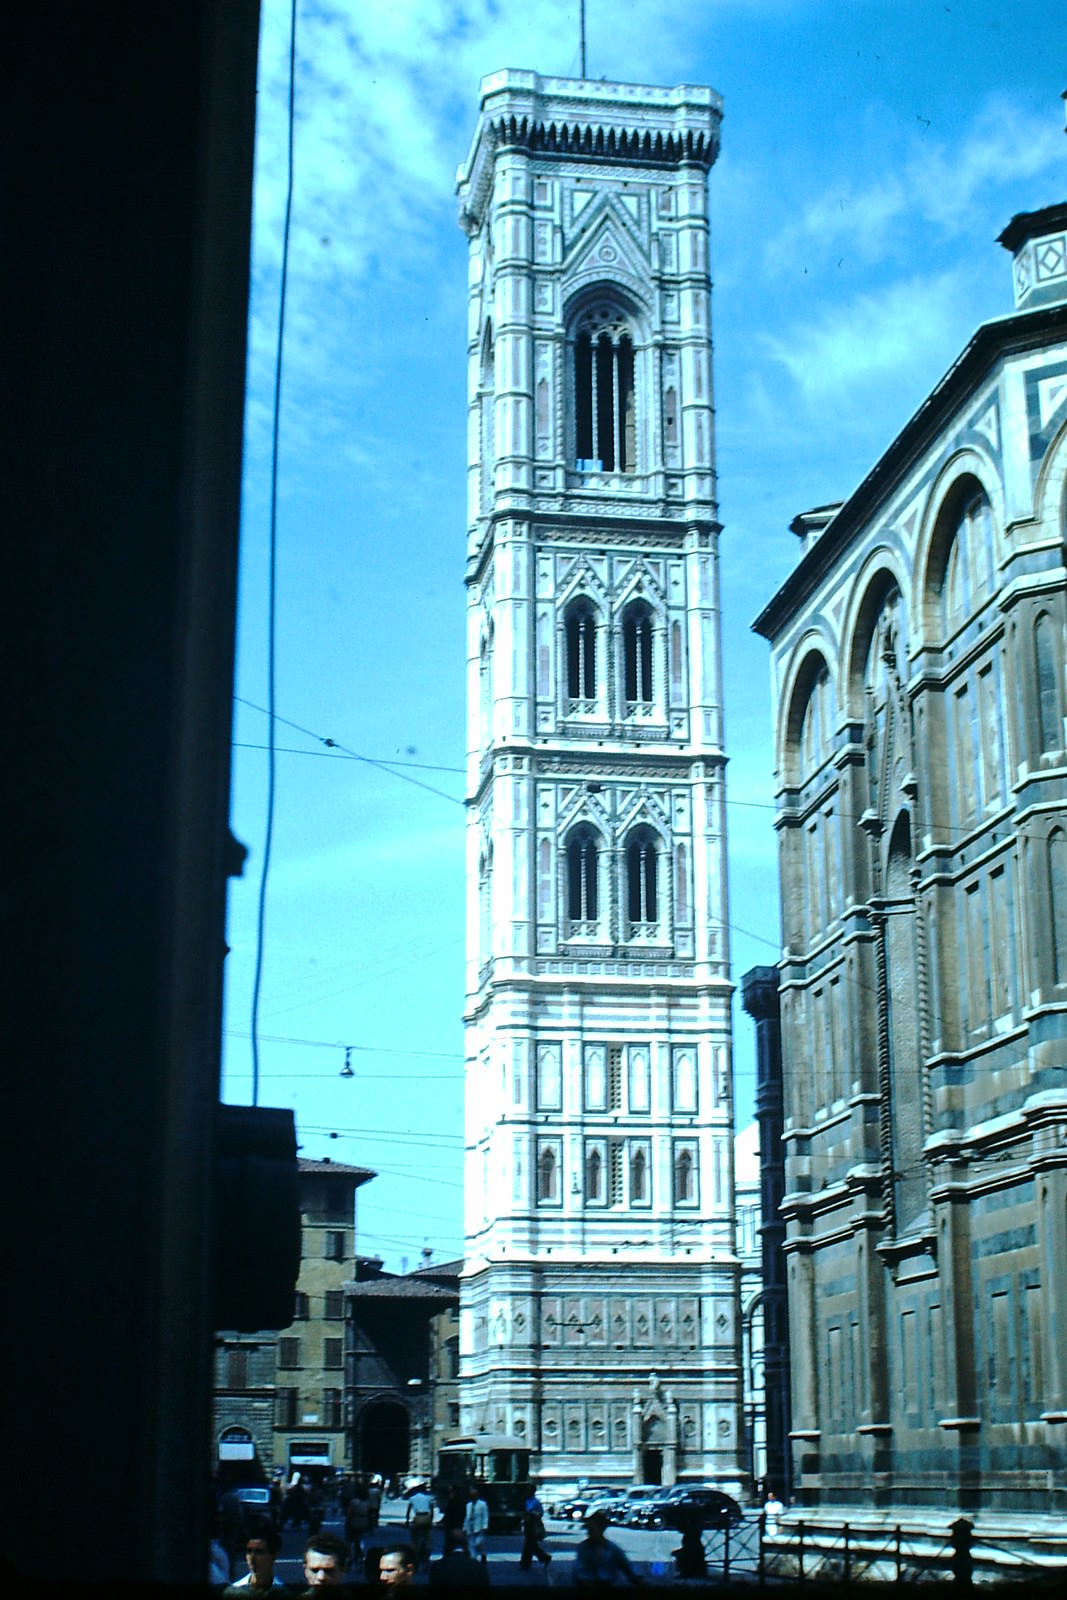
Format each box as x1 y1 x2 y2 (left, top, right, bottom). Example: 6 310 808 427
542 1483 584 1518
555 1484 618 1521
619 1487 667 1526
653 1486 745 1531
587 1486 663 1526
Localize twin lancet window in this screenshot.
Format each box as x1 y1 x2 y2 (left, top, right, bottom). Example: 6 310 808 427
574 305 636 473
563 599 656 714
565 827 660 937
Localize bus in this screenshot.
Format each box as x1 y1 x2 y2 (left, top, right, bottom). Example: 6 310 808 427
435 1432 531 1532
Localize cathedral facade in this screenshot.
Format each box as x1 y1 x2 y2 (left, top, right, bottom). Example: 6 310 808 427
456 70 743 1488
754 205 1067 1512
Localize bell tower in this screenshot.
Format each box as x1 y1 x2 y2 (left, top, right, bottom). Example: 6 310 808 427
457 70 742 1486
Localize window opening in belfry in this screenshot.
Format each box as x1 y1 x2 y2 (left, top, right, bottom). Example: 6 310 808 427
574 305 635 472
608 1046 623 1111
627 831 658 930
566 600 597 705
567 828 599 928
675 1148 693 1203
624 602 654 708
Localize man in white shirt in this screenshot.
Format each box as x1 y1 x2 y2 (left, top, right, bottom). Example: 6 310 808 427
405 1482 436 1566
463 1482 490 1564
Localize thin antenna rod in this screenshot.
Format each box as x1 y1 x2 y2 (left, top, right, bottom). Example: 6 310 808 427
580 0 586 78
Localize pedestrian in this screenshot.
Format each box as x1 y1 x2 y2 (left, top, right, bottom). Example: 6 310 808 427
218 1486 246 1580
377 1542 417 1587
429 1542 491 1588
573 1508 642 1586
763 1488 783 1536
307 1478 325 1536
367 1474 383 1529
406 1481 436 1567
441 1483 466 1556
283 1475 309 1530
300 1531 349 1588
223 1522 287 1592
464 1481 490 1565
345 1476 371 1567
519 1481 552 1571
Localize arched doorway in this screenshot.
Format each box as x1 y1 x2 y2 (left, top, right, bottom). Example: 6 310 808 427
358 1402 410 1480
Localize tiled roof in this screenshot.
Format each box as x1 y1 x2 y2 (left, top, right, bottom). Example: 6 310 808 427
298 1157 376 1183
347 1278 458 1302
412 1258 463 1279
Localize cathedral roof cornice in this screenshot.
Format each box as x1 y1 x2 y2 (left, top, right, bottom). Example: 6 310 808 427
457 70 722 232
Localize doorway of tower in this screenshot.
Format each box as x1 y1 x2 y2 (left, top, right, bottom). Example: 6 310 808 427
642 1448 663 1485
358 1401 410 1481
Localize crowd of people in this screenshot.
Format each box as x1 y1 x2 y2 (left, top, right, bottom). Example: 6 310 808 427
210 1473 651 1589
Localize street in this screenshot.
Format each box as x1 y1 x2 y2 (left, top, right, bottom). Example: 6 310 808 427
267 1498 755 1586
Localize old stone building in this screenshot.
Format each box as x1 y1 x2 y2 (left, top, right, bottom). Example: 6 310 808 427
457 70 742 1488
346 1257 461 1482
213 1157 373 1480
753 204 1067 1511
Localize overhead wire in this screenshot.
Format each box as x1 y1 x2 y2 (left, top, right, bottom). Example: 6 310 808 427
249 0 298 1107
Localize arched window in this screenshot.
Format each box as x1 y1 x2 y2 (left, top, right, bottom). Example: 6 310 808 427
573 303 636 472
566 826 600 931
630 1147 648 1204
623 601 654 711
565 599 597 706
674 1146 695 1204
1050 828 1067 987
585 1146 603 1202
1035 611 1062 754
800 667 831 778
942 489 994 630
626 829 659 932
479 323 495 513
537 1144 558 1204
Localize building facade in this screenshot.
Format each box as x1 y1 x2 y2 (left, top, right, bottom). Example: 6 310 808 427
753 205 1067 1512
214 1157 373 1480
457 70 743 1489
741 965 792 1499
735 1122 767 1491
346 1258 461 1482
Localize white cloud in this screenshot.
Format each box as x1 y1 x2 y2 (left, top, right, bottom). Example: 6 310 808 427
760 265 970 404
767 95 1064 272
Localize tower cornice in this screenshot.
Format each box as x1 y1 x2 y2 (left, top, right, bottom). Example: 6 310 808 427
457 70 723 232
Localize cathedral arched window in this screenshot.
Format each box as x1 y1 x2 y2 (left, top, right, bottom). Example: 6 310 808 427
585 1145 603 1203
537 1143 560 1205
573 303 636 473
623 601 654 712
565 598 598 707
630 1146 648 1205
674 1144 696 1205
800 666 831 778
1034 611 1063 755
1050 827 1067 987
479 322 495 513
566 826 600 933
626 828 659 934
942 488 994 631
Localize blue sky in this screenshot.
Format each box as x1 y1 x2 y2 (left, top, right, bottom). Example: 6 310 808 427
223 0 1065 1271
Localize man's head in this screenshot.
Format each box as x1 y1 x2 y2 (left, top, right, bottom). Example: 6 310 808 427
377 1543 416 1587
244 1522 281 1586
303 1530 349 1586
584 1509 609 1543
